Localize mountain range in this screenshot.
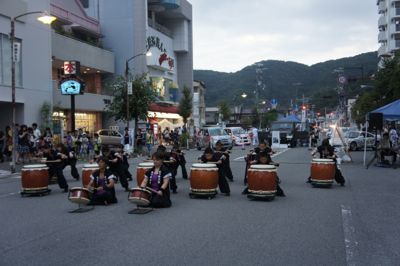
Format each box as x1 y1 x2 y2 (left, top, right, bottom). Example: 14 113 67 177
193 51 379 111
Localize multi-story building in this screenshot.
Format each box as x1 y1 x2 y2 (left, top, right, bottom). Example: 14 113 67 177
1 0 193 135
0 0 115 134
84 0 193 130
377 0 400 64
193 80 206 128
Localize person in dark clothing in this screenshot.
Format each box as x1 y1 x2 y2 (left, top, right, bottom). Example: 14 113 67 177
242 151 285 196
171 144 188 179
102 147 129 191
199 147 231 196
157 145 178 193
42 145 69 192
140 151 172 208
86 156 117 205
55 143 80 180
213 141 234 181
244 141 273 185
308 138 345 186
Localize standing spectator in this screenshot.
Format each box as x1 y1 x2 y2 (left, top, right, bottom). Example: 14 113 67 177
146 129 154 155
93 133 101 156
389 123 398 150
17 125 30 164
3 126 12 161
44 127 53 147
163 127 170 145
0 130 5 163
135 128 144 156
252 127 259 146
32 123 41 147
123 127 131 153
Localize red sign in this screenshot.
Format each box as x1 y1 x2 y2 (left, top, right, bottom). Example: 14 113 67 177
63 61 80 75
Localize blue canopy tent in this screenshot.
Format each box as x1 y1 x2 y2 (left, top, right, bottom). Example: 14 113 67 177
364 99 400 167
370 99 400 120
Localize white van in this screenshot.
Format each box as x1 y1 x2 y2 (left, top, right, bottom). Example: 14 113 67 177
224 127 251 146
197 126 233 150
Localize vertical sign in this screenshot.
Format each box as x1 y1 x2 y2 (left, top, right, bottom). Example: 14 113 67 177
127 82 133 95
12 43 21 62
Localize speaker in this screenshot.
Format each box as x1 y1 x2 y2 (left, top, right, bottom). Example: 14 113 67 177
369 112 383 131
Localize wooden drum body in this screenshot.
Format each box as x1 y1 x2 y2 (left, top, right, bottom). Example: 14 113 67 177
21 164 50 195
310 159 335 187
247 164 277 199
128 188 152 206
68 187 92 205
190 163 219 197
136 162 154 186
82 164 99 187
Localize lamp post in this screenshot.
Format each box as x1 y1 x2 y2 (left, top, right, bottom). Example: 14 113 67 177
124 50 152 129
9 11 56 173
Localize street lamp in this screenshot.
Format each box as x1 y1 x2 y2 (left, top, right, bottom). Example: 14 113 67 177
124 50 152 128
9 11 56 173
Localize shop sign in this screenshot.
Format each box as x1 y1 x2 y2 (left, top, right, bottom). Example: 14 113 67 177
146 36 174 70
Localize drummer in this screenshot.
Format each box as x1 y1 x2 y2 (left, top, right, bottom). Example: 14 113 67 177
102 146 130 191
308 138 345 186
213 141 234 182
86 156 118 205
42 145 69 193
55 143 80 181
199 147 231 196
242 151 285 196
140 151 172 208
157 145 178 194
244 141 273 184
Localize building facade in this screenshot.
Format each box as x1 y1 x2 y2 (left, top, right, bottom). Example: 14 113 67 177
84 0 193 130
377 0 400 64
1 0 193 135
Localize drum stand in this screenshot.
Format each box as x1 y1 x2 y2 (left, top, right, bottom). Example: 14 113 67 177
128 205 153 214
20 188 51 197
69 203 94 213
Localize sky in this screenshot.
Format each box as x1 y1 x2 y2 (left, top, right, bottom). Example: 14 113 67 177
189 0 379 73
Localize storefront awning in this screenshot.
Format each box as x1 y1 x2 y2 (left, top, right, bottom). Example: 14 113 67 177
149 102 179 114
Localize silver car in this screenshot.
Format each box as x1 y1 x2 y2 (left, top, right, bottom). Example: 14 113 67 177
346 131 376 151
96 129 123 146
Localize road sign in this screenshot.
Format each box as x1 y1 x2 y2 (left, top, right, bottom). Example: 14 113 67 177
12 43 21 62
127 82 133 95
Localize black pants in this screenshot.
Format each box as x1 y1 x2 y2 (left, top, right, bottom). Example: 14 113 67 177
179 161 188 179
109 166 129 189
90 189 117 205
48 164 68 189
334 165 345 185
218 168 230 194
380 149 397 163
67 159 79 179
149 191 171 208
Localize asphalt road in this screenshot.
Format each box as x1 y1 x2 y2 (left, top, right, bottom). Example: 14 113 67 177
0 146 399 266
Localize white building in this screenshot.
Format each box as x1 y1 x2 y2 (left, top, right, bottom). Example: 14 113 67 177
377 0 400 65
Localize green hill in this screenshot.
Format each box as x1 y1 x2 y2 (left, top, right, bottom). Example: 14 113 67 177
194 52 379 112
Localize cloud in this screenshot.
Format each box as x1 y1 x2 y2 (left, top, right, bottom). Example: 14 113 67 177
190 0 379 72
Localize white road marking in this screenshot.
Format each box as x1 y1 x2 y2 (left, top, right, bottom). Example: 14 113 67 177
0 192 17 199
234 148 290 161
341 205 359 266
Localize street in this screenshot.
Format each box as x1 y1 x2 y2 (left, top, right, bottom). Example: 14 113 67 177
0 146 399 266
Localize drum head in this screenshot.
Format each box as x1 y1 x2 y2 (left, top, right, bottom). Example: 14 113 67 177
23 164 47 169
70 187 90 192
83 164 99 168
250 164 276 170
138 162 154 167
312 158 334 163
131 187 151 194
192 163 217 168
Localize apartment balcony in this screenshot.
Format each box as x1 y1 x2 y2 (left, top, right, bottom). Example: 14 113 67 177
378 15 387 27
52 32 114 73
378 45 389 57
378 31 388 42
378 1 387 13
389 7 400 18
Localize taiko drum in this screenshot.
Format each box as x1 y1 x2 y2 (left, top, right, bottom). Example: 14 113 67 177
128 187 152 206
190 163 219 193
310 158 335 185
82 164 99 187
21 164 49 192
136 162 154 186
247 164 277 195
68 187 92 205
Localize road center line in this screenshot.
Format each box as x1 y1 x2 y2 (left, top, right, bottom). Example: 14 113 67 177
341 205 359 266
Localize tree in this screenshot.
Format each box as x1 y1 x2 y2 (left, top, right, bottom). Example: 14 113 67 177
351 51 400 124
218 101 231 122
261 109 278 128
178 86 192 125
104 74 157 130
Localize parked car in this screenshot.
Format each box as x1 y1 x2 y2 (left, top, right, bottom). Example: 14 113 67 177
197 126 233 150
346 131 377 151
96 129 123 146
224 127 251 146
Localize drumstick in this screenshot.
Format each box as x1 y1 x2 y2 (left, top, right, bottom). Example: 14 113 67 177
144 186 159 194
